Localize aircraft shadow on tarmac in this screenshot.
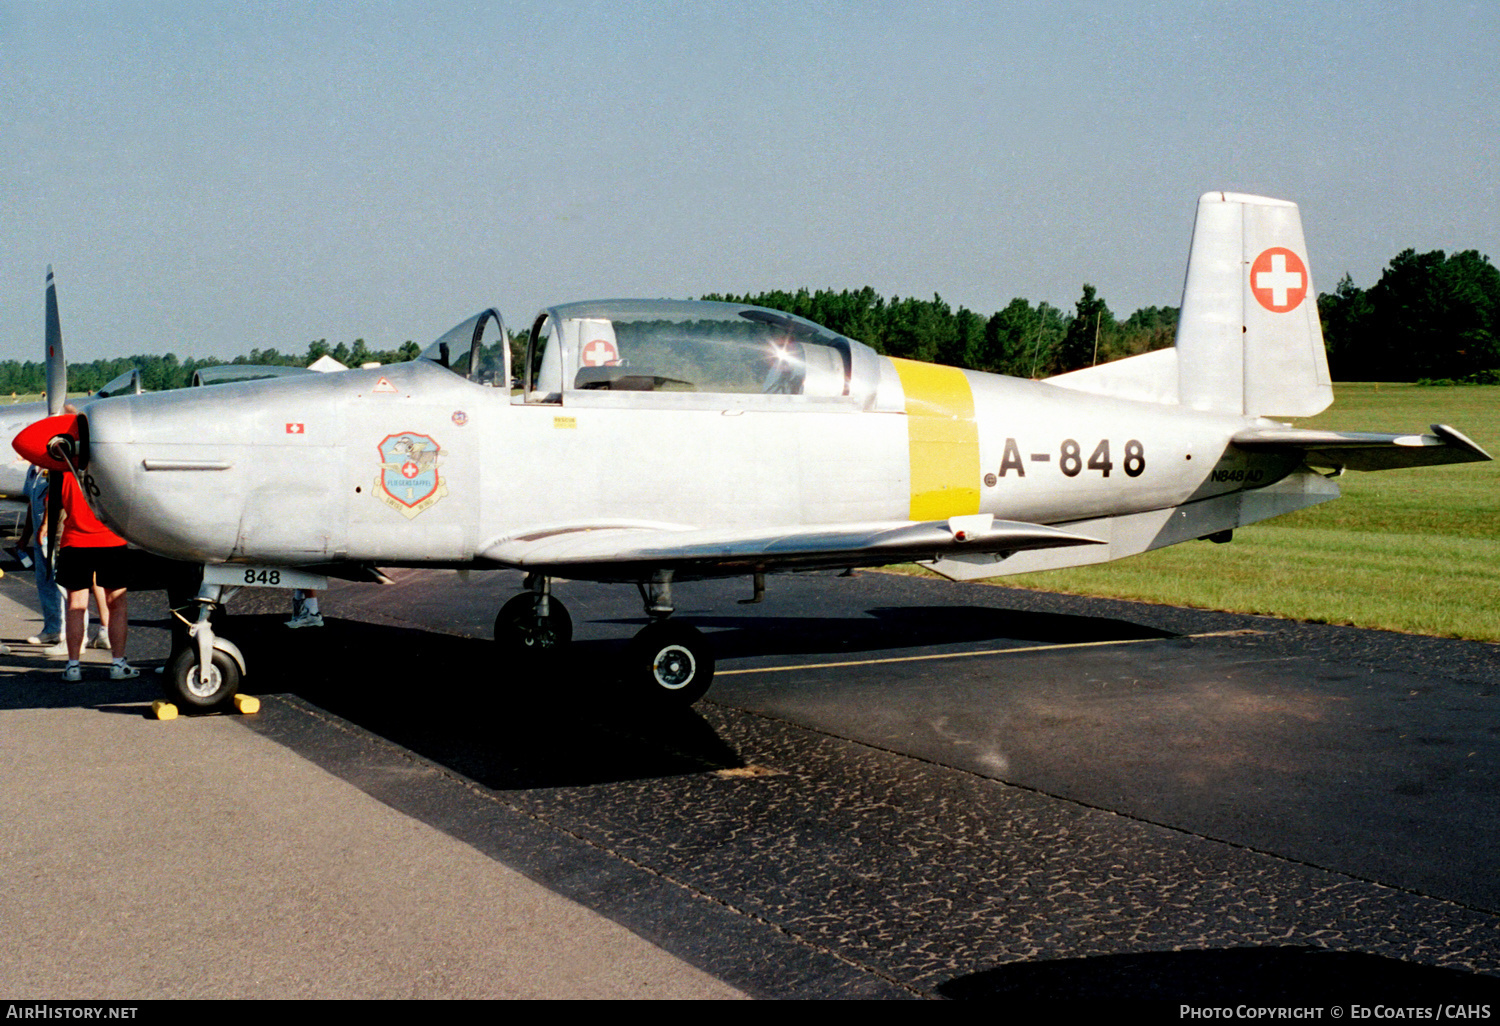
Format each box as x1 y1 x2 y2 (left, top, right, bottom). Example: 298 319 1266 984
4 601 1169 790
0 653 160 710
233 604 1171 790
940 946 1500 1001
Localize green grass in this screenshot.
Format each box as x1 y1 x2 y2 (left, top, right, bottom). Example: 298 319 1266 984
964 384 1500 641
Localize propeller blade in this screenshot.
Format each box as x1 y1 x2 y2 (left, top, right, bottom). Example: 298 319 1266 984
45 266 68 417
45 469 63 574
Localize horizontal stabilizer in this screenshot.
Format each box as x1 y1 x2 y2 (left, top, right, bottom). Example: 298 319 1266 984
1045 348 1178 405
1230 423 1492 472
480 516 1103 579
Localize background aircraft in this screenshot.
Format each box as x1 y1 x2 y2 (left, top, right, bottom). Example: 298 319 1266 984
13 193 1491 713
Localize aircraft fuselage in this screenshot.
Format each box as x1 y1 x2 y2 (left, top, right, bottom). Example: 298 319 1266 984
80 356 1298 575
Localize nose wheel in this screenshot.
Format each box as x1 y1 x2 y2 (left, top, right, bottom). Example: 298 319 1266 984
166 646 242 711
163 581 246 712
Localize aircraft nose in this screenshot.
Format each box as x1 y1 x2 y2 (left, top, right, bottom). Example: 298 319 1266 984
75 403 137 539
82 393 246 562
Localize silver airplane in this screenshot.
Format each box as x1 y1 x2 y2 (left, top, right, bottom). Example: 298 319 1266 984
13 193 1491 713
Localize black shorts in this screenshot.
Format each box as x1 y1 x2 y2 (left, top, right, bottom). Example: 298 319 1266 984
56 545 131 592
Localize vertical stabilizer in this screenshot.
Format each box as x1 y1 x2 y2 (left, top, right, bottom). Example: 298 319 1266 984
1175 193 1332 417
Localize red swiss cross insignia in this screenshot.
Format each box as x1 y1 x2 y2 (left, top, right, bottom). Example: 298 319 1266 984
1250 247 1308 313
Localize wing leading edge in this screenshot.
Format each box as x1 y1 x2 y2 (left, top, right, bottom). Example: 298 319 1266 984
479 516 1105 581
1230 423 1491 473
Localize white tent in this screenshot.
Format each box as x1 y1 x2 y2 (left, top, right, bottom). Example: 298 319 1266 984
307 354 348 373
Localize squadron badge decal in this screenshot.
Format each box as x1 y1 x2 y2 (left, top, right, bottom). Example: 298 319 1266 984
376 432 448 519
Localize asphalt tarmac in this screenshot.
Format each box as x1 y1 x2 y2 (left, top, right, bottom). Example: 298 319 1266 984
3 564 1499 1001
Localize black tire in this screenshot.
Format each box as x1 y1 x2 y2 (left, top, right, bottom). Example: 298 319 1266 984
494 593 573 656
165 646 241 712
627 621 714 705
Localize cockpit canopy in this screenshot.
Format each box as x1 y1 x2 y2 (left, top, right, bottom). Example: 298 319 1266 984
421 300 893 410
190 364 314 388
525 300 867 403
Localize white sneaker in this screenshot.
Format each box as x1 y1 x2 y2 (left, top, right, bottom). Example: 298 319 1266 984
285 613 324 629
110 661 140 681
0 643 8 656
88 632 112 650
62 663 82 682
26 632 61 646
44 640 69 657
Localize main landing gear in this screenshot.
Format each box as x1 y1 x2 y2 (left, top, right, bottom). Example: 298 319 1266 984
494 571 715 705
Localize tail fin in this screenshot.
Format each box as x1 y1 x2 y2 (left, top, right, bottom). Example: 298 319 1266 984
1176 192 1332 417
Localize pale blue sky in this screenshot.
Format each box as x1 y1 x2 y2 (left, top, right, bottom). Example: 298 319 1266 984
3 1 1496 362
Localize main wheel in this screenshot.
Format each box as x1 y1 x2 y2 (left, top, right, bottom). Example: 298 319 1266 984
494 593 573 657
165 647 241 712
627 621 714 705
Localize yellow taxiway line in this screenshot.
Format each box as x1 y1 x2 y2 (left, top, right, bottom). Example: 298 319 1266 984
716 630 1259 677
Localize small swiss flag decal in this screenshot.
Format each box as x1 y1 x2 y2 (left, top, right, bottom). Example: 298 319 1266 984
286 423 305 434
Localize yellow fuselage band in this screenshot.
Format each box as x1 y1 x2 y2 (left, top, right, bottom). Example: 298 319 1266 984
891 358 981 521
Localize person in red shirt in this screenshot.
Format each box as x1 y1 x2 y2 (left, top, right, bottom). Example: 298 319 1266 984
50 471 138 682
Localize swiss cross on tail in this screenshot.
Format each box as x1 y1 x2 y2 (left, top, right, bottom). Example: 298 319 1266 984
1250 247 1308 312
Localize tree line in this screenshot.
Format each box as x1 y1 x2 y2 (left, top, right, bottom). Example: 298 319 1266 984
3 246 1495 395
700 286 1179 379
1318 249 1500 383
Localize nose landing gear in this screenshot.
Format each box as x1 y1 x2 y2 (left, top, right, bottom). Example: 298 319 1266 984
164 582 247 712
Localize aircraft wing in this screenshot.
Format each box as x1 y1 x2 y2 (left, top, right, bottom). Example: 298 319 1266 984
1230 423 1492 472
479 516 1104 580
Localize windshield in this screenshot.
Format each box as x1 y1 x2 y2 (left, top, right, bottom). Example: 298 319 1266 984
95 368 142 398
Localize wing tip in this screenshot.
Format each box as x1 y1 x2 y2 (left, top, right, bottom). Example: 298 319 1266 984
1430 424 1494 462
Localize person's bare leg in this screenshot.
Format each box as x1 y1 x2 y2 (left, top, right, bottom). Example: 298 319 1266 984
65 589 88 661
105 588 128 659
